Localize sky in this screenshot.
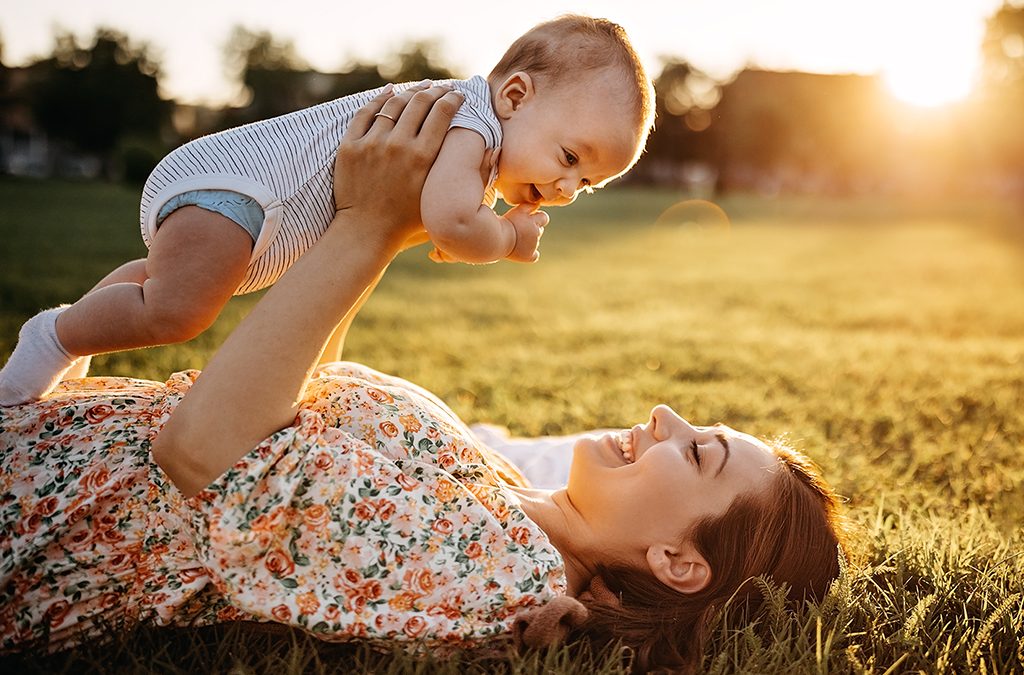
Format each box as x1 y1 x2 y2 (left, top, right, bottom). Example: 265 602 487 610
0 0 1007 107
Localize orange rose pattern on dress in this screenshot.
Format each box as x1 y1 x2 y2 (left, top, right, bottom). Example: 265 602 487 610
0 363 565 653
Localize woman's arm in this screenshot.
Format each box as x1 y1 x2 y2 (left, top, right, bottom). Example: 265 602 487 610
317 229 434 366
153 84 465 497
317 270 383 366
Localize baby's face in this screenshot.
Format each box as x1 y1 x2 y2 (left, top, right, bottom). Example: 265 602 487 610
493 73 641 207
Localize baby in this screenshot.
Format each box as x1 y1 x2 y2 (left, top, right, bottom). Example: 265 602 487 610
0 15 654 406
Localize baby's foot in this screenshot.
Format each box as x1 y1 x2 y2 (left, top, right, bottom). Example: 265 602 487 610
0 306 78 406
63 355 93 381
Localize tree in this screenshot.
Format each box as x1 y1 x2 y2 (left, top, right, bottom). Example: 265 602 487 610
224 29 458 124
223 27 312 122
638 59 721 186
979 2 1024 173
29 28 170 174
982 2 1024 90
381 41 455 83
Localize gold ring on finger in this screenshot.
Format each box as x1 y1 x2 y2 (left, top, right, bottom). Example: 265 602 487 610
374 112 397 122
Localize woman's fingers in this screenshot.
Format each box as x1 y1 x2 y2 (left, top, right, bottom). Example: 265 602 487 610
331 81 464 231
365 81 435 137
346 84 394 139
416 90 464 148
392 84 457 136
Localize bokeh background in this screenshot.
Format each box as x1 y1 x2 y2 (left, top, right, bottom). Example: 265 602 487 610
1 2 1023 674
0 0 1022 195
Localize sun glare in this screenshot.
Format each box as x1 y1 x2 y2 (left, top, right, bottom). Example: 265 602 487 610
880 23 983 108
883 60 977 108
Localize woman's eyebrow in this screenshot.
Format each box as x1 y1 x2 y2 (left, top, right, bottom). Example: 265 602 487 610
713 432 730 478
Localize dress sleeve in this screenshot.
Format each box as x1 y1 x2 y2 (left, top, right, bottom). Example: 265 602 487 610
180 376 563 648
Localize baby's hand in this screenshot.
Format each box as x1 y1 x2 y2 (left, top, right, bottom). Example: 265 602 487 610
503 204 549 263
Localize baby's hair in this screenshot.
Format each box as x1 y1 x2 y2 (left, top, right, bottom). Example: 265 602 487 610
488 15 655 142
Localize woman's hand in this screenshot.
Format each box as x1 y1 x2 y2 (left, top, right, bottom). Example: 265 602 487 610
333 83 466 249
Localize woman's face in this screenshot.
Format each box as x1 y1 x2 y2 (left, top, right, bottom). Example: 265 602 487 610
566 405 780 557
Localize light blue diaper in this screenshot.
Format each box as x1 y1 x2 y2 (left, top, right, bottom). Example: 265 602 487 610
156 189 265 242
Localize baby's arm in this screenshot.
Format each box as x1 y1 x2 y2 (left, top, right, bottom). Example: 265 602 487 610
421 129 540 264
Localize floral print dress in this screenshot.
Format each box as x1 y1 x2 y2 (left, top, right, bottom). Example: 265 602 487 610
0 362 566 652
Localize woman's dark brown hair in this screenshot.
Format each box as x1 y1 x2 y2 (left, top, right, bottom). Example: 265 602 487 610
577 441 847 673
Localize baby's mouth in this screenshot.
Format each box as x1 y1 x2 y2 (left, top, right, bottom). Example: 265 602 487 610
529 184 543 203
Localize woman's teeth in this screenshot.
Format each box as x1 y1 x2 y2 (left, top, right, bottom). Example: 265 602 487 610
617 430 634 463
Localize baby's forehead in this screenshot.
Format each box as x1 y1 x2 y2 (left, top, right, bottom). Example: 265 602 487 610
550 84 641 129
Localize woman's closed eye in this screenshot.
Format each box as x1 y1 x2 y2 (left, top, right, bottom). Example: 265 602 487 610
690 439 703 470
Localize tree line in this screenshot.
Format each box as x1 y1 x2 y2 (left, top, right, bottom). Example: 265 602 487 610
2 4 1023 197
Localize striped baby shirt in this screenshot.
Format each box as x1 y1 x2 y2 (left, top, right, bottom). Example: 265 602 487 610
140 76 502 294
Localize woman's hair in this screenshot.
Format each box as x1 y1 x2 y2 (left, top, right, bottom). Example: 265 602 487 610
576 440 848 673
487 14 656 143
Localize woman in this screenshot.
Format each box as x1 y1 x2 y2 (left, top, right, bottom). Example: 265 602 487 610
0 85 847 672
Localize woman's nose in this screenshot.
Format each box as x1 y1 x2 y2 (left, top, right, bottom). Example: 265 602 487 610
650 405 696 440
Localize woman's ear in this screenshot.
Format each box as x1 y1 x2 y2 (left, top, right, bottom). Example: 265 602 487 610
646 542 711 594
493 71 534 119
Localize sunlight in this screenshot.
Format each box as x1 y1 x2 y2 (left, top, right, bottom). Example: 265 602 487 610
883 57 978 108
880 20 983 108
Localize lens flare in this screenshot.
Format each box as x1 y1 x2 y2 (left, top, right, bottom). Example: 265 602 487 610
653 199 731 231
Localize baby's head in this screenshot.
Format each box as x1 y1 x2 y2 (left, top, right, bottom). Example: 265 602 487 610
487 15 655 207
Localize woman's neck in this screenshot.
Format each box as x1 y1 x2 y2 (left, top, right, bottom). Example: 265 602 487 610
508 486 594 596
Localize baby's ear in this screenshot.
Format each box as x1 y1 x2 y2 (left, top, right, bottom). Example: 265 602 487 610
494 71 534 118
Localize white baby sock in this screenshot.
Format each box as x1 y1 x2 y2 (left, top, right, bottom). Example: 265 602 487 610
0 306 78 406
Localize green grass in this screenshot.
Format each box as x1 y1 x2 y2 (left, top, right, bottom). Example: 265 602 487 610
1 177 1022 673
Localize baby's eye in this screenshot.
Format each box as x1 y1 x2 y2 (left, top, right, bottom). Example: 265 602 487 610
564 149 578 166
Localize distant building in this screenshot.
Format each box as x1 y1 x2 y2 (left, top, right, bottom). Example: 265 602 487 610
0 65 50 177
0 64 104 179
712 69 891 196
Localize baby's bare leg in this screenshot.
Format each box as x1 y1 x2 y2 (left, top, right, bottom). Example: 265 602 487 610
58 260 149 381
84 259 151 294
57 206 252 355
0 207 252 405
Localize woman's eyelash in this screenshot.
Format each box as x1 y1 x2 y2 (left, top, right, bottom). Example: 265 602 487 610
690 439 702 468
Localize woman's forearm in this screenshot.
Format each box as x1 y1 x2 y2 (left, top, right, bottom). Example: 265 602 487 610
153 215 400 497
318 268 385 366
318 230 429 365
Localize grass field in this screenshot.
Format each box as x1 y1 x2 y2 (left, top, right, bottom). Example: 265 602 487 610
1 177 1022 673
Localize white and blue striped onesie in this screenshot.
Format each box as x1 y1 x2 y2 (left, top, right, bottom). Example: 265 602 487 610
140 77 502 294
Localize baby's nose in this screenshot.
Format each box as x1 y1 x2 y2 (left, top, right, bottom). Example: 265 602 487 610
555 179 575 198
